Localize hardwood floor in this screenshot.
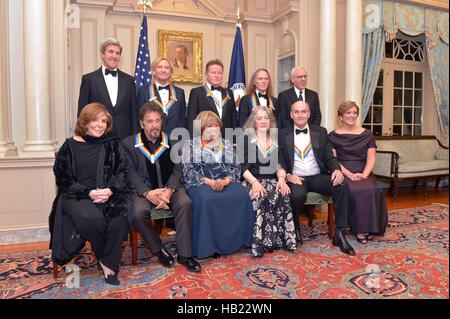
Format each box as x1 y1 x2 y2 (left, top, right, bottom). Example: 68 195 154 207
0 186 447 255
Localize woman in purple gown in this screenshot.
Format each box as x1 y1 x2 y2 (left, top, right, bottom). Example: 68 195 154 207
328 101 387 244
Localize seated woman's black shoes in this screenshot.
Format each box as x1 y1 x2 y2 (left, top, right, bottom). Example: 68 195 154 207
156 248 175 267
104 273 120 286
177 256 202 273
210 253 221 259
356 235 368 244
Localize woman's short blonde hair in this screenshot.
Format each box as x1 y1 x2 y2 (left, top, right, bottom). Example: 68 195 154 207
75 103 112 136
195 111 222 134
337 100 360 117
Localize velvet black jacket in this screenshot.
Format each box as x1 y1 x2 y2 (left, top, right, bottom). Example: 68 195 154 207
49 137 131 266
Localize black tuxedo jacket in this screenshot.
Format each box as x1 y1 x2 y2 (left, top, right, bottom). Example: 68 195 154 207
121 134 181 196
78 67 137 140
277 87 321 129
278 124 340 175
238 93 279 128
187 85 237 136
136 83 187 134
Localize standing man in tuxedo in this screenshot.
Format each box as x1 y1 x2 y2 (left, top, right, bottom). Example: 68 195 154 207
136 57 187 135
238 68 278 127
78 38 137 140
122 102 201 273
277 66 321 129
186 59 237 138
278 101 355 256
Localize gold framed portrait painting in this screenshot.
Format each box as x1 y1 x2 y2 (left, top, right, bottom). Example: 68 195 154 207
158 30 203 84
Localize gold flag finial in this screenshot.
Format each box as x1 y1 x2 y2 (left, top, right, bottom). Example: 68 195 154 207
138 0 153 15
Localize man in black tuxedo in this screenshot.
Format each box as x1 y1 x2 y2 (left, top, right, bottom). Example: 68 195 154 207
277 67 321 129
278 101 355 256
78 38 137 140
186 59 237 138
122 102 201 273
136 57 186 135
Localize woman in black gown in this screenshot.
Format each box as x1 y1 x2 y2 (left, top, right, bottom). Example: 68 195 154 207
328 101 387 244
241 106 296 257
50 103 130 285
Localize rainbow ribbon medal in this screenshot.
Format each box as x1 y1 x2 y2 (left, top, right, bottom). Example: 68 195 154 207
134 132 170 164
294 143 313 159
203 84 231 110
202 140 225 162
250 92 274 111
254 139 278 158
149 82 178 114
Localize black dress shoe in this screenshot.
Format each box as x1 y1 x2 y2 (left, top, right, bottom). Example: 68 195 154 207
332 229 356 256
156 248 175 267
177 256 202 273
104 273 120 286
210 253 221 259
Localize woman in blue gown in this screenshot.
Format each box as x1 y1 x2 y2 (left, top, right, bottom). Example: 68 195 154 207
181 111 254 259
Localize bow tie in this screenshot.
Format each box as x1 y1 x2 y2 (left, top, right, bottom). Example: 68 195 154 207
258 92 268 99
158 85 170 91
105 69 118 77
295 128 308 135
210 85 221 91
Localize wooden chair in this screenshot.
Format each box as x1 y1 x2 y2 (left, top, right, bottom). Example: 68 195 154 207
52 243 99 279
129 208 175 266
304 192 334 239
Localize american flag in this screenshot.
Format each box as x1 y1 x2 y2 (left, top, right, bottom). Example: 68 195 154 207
134 16 151 94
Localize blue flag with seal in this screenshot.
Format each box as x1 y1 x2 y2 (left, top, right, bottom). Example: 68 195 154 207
134 15 151 94
228 21 246 107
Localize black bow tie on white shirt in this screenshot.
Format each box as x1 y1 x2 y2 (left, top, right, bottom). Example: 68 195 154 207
105 69 117 77
210 85 221 91
158 85 170 91
295 128 308 135
258 92 268 99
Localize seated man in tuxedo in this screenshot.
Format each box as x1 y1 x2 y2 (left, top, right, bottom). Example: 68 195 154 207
277 66 321 129
122 102 201 272
78 38 137 140
278 101 355 256
186 59 237 138
136 57 187 135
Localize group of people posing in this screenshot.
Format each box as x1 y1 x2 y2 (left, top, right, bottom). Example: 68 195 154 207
49 38 388 286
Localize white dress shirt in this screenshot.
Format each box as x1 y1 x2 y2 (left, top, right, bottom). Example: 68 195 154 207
155 81 170 107
292 124 321 177
256 89 268 107
207 82 223 118
102 65 118 107
294 87 305 101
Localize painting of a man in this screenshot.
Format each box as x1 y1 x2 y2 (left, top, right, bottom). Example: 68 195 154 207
168 41 193 76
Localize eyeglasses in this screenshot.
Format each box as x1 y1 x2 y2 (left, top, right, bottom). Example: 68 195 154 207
294 75 308 79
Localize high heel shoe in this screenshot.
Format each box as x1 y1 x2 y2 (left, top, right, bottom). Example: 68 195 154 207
366 234 375 241
356 235 368 244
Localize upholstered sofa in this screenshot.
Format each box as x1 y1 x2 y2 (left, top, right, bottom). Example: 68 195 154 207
373 135 449 202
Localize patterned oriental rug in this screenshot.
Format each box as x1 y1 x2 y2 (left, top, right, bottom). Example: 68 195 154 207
0 204 448 299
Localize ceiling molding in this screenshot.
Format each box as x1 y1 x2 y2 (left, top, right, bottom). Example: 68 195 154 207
271 1 300 23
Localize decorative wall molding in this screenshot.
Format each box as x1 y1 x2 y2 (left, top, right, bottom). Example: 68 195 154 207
271 1 300 23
